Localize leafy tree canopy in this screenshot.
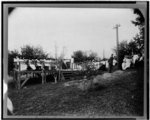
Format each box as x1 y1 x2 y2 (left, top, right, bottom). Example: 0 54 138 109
72 50 98 63
8 45 48 73
8 49 20 74
132 8 145 53
21 45 48 59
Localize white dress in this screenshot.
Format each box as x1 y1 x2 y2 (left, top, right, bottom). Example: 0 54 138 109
122 58 132 70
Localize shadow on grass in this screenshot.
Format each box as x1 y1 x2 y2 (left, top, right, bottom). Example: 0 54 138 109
88 83 107 92
8 74 56 89
23 75 55 86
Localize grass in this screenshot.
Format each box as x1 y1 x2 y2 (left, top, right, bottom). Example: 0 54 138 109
8 69 144 117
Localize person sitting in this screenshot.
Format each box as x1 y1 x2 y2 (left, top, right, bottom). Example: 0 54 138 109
122 55 132 70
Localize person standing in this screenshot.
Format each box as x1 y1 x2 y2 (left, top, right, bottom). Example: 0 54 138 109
108 54 114 73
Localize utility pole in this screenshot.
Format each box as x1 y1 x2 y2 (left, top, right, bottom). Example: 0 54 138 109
113 24 120 69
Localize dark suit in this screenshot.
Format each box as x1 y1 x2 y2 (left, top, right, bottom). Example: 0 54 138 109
108 56 113 73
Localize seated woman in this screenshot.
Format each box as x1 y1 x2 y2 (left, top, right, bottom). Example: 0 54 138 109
122 55 132 70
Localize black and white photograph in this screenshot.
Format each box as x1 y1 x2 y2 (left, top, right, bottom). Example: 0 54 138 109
2 2 148 119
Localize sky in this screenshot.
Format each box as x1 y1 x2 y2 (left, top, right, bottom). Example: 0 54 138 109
8 8 139 59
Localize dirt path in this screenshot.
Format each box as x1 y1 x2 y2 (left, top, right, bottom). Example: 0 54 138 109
8 69 144 117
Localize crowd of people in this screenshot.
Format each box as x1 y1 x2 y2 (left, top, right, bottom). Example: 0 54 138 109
107 53 144 73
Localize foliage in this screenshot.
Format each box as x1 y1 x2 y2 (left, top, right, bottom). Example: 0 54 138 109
8 45 48 73
132 9 144 27
113 40 138 69
8 50 20 74
113 9 145 69
85 62 97 73
128 40 139 54
21 45 48 59
87 51 98 61
132 9 145 53
72 50 86 63
132 34 144 53
72 50 98 63
113 41 127 69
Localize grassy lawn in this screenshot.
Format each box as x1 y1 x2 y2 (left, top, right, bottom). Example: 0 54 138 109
8 69 144 117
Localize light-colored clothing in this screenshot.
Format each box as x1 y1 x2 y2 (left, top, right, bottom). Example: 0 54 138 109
132 54 139 64
122 58 132 70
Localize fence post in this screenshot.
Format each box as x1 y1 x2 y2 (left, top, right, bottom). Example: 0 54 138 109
13 70 15 81
45 71 46 83
14 70 17 89
17 72 21 89
54 72 57 83
58 69 61 81
16 62 21 89
42 70 45 84
54 76 57 83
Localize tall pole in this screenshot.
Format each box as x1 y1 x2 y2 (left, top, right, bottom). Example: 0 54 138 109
113 24 120 69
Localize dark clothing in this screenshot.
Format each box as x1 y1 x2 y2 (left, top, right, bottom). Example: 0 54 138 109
108 56 113 65
108 56 113 73
109 63 113 73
